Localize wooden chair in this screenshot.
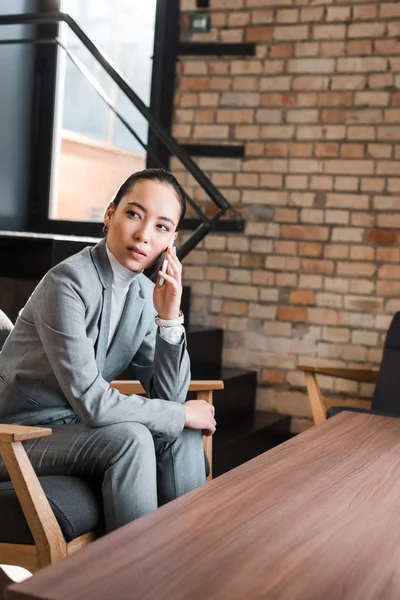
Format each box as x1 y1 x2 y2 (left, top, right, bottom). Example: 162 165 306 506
297 364 377 425
0 379 223 573
299 312 400 425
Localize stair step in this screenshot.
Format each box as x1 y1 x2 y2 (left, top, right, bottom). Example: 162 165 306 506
213 367 257 423
213 411 292 477
186 327 224 378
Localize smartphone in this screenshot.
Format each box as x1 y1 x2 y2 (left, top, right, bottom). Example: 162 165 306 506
158 237 175 286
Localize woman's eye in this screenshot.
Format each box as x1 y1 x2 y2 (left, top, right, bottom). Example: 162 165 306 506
158 224 169 232
127 210 140 218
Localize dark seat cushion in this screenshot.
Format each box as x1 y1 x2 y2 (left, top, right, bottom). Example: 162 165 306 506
0 476 103 544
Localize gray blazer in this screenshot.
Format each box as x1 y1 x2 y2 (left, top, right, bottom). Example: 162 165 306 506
0 239 190 442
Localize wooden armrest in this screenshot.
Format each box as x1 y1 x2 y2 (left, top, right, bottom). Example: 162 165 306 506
110 380 224 395
0 424 52 444
298 365 379 383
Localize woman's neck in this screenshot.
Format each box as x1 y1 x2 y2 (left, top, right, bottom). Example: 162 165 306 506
105 244 141 287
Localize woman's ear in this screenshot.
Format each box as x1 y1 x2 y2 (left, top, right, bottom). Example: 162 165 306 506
103 202 114 228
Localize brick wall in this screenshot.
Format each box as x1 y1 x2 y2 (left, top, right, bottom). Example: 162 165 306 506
174 0 400 432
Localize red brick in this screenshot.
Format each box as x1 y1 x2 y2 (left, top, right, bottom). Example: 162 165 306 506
228 11 250 26
290 290 315 305
375 40 400 55
300 7 324 22
337 262 376 277
293 76 330 91
351 212 374 228
314 24 346 39
380 3 400 18
307 308 338 325
377 248 400 262
276 9 299 23
369 74 394 89
181 77 209 91
274 241 298 255
275 208 299 223
354 91 390 107
221 301 248 316
245 26 274 42
320 42 346 57
310 176 333 190
353 4 378 20
295 42 319 57
365 230 398 245
251 10 274 24
379 265 400 279
299 242 323 257
208 61 230 75
350 246 375 261
348 23 386 38
302 259 335 275
291 143 313 157
232 76 258 91
270 43 294 58
320 92 354 107
286 175 308 189
260 369 286 384
341 144 364 158
337 57 387 72
325 160 375 175
316 143 339 157
367 144 392 159
334 176 358 191
331 75 366 91
347 40 373 56
377 281 400 296
347 126 376 141
274 25 309 42
279 306 307 322
289 58 335 74
281 225 329 241
265 142 289 156
361 178 385 193
327 6 351 21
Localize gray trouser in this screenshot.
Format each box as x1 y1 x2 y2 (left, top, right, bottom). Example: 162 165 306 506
0 422 206 532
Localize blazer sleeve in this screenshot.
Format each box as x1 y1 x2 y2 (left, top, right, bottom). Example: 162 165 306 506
129 318 191 405
33 265 185 442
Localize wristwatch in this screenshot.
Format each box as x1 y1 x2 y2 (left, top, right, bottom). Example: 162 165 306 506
155 310 184 327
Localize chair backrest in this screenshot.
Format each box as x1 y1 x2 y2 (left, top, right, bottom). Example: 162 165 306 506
0 309 13 351
372 312 400 415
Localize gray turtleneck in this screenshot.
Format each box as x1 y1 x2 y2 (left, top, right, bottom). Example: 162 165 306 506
105 245 184 349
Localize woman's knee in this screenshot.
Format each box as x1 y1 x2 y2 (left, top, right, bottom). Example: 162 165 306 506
98 422 155 454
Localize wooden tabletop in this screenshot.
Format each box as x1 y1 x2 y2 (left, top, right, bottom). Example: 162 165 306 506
8 412 400 600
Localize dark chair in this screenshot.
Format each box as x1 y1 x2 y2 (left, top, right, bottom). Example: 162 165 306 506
298 312 400 425
0 309 221 573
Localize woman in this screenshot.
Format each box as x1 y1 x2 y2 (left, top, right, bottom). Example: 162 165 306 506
0 168 216 531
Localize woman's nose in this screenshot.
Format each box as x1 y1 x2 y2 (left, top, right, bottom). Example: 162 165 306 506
134 224 151 243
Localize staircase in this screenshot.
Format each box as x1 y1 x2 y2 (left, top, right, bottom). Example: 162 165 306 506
186 325 292 478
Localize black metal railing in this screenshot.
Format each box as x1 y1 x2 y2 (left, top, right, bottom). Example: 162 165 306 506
0 12 244 259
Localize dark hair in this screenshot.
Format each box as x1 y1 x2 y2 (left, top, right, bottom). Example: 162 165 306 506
111 168 186 229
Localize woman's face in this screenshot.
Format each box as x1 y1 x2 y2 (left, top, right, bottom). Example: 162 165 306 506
104 179 181 271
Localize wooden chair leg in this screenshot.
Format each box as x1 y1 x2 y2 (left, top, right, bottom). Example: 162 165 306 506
304 372 326 425
197 390 213 481
0 442 67 569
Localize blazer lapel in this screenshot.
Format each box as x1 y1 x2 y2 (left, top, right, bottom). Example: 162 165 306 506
90 239 113 371
103 278 146 379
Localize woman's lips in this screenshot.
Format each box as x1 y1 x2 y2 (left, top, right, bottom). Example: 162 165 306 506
127 246 147 260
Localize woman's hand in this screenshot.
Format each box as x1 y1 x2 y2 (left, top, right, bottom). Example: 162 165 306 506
184 400 216 437
153 247 183 320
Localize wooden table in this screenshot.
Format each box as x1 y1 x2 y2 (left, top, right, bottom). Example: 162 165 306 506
7 412 400 600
